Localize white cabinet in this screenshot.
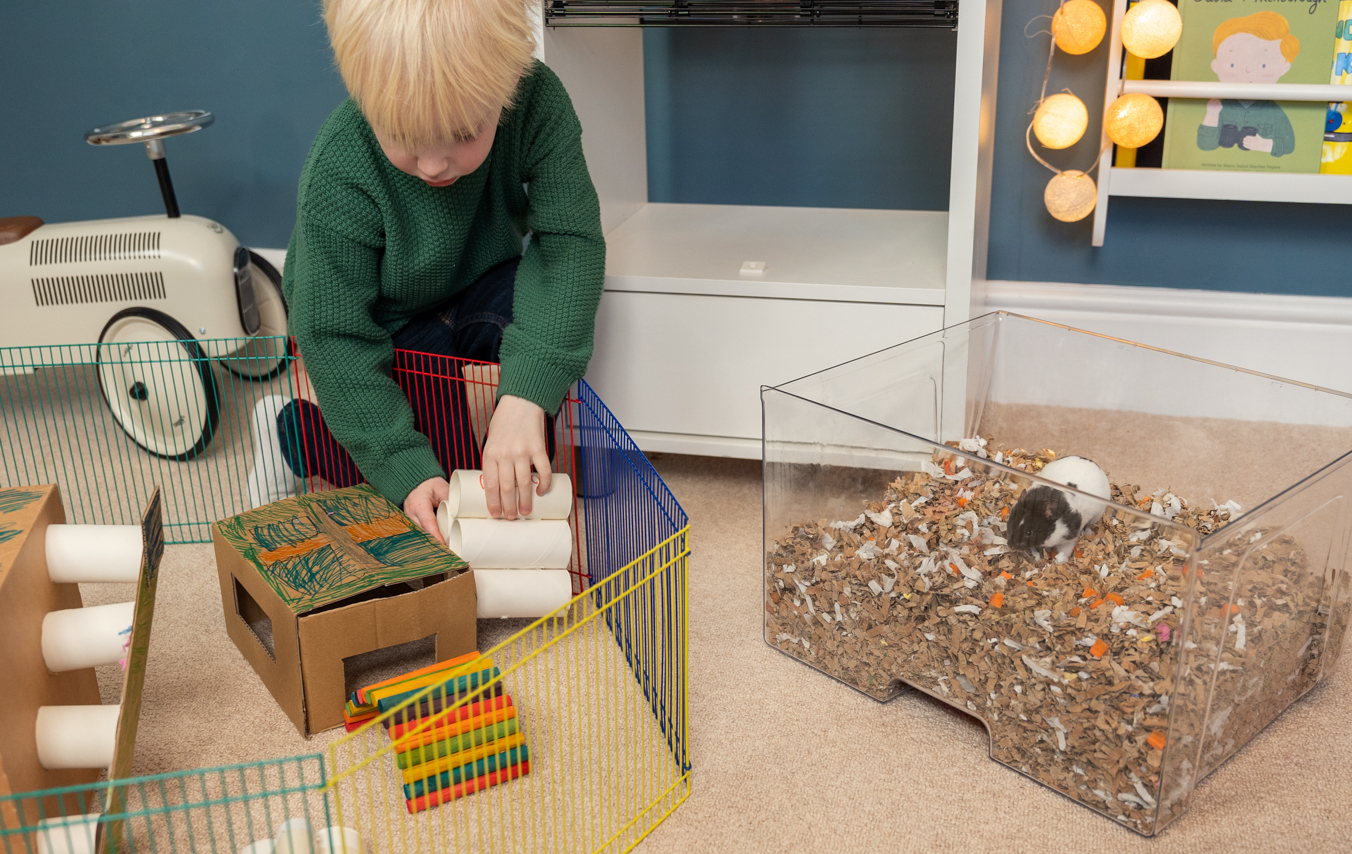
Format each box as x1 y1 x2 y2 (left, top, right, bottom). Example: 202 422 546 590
536 8 1001 456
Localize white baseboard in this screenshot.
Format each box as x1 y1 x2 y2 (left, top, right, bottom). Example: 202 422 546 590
984 280 1352 395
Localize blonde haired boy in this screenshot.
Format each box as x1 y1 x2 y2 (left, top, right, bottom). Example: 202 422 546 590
1199 11 1300 156
245 0 604 538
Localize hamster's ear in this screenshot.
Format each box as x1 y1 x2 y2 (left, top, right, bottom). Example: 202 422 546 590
1042 490 1067 519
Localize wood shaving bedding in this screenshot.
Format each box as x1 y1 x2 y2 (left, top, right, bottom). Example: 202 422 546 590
764 440 1343 834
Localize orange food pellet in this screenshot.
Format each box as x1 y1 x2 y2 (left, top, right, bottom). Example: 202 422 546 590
1001 506 1010 519
1222 603 1241 616
1083 587 1098 600
1070 606 1081 617
1090 598 1105 609
1074 548 1084 559
949 563 959 575
1136 569 1154 581
1090 639 1109 658
957 497 968 508
999 571 1012 580
943 458 956 475
990 593 1004 608
1148 732 1167 751
1106 592 1125 606
1027 580 1034 586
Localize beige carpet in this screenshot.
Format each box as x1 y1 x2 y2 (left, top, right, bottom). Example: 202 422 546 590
70 450 1350 852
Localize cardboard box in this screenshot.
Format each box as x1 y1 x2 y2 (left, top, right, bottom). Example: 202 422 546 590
212 485 475 737
0 484 102 804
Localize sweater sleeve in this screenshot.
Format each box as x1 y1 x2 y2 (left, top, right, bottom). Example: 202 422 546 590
286 215 445 505
495 70 606 414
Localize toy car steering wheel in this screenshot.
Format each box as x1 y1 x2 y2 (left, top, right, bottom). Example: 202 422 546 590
84 111 214 146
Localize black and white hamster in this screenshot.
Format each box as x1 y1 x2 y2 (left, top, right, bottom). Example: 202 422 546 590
1007 455 1111 559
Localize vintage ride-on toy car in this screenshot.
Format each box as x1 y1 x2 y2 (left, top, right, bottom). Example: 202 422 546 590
0 111 289 460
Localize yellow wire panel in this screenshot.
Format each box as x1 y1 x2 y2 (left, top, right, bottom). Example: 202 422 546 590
325 526 691 853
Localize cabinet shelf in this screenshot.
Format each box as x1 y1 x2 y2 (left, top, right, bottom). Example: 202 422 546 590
1121 80 1351 102
544 0 958 28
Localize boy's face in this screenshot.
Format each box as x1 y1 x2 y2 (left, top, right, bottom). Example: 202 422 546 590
1212 33 1292 84
373 104 504 187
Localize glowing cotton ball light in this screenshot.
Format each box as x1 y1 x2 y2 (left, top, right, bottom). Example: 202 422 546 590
1104 92 1165 147
1044 170 1097 222
1033 93 1089 149
1121 0 1182 59
1052 0 1107 55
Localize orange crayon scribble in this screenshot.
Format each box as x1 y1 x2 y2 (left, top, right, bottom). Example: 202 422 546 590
260 536 329 565
346 517 409 543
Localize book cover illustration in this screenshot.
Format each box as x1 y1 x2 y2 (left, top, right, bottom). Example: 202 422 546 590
1162 0 1342 173
1322 0 1352 173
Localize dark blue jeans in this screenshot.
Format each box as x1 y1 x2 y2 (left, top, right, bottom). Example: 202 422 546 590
280 257 550 486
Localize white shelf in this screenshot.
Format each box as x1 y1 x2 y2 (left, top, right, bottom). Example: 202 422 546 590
1106 167 1352 204
1121 80 1352 102
603 202 948 305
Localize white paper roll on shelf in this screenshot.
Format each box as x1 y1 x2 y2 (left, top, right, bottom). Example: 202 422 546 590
35 705 120 770
447 518 572 568
315 826 363 854
35 813 99 854
42 601 135 672
46 525 142 584
274 817 314 854
439 469 573 526
475 569 574 619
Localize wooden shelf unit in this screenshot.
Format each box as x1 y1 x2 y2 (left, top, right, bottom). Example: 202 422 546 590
534 5 1003 457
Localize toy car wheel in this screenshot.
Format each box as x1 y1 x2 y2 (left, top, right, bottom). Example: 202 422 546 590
222 251 292 380
97 308 221 461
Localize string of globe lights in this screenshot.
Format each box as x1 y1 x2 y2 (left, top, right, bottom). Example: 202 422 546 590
1027 0 1184 222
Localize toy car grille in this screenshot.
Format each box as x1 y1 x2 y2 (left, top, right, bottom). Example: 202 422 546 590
30 271 166 307
29 232 162 266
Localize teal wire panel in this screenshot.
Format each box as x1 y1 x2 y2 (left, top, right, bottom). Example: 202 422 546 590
0 754 330 853
0 336 303 544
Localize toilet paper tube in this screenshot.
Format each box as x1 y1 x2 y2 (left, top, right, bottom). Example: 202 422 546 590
475 569 574 619
42 601 135 672
46 525 142 584
439 469 573 524
315 826 363 854
447 518 572 568
35 705 120 770
35 813 99 854
273 817 314 854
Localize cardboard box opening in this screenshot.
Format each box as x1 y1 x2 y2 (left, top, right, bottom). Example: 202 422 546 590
234 576 275 660
343 633 438 699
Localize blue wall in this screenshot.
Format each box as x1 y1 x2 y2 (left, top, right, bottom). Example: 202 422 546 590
0 1 346 250
3 2 1349 296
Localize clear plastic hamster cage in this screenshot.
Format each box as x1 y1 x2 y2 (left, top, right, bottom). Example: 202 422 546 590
761 312 1352 835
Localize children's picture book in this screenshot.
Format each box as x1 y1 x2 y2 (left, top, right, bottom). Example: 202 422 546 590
1322 0 1352 172
1162 0 1343 173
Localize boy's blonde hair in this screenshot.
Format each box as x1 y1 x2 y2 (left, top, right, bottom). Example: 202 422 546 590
324 0 536 149
1213 12 1300 61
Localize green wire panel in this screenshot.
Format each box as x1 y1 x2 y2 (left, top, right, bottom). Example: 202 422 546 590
0 336 302 544
0 754 329 854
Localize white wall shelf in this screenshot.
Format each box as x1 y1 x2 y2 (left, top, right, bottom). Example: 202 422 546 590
1092 0 1352 247
535 6 1002 456
1106 167 1352 204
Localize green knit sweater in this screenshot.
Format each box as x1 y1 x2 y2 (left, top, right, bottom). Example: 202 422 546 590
282 61 605 505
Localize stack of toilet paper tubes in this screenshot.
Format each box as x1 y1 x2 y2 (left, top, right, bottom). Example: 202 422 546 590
437 470 575 619
38 525 144 771
27 525 142 854
32 816 361 854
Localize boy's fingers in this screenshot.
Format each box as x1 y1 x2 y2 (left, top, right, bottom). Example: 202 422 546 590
534 456 553 497
498 461 520 520
412 496 443 545
483 466 502 518
515 459 534 516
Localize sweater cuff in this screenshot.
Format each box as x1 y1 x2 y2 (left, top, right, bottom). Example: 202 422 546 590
496 353 576 415
366 445 446 507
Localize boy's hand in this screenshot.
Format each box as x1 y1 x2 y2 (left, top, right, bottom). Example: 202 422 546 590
404 476 451 544
482 395 553 520
1242 134 1274 153
1203 99 1223 127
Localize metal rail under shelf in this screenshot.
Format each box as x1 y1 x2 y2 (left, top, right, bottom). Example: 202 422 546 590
544 0 958 28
